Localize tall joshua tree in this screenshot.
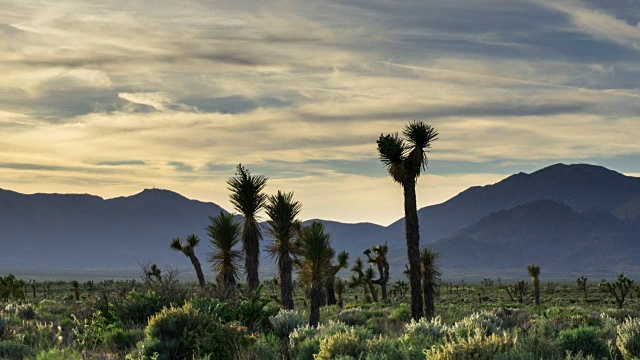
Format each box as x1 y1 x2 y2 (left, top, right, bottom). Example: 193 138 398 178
228 164 267 294
265 191 302 309
365 243 390 300
325 250 349 306
420 248 441 320
377 120 438 320
296 222 334 327
170 234 206 288
527 264 541 306
349 257 378 302
207 211 243 300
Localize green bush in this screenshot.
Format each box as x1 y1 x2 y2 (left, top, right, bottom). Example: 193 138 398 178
189 297 236 323
0 316 7 340
448 311 503 338
114 290 171 326
72 310 111 349
269 309 306 338
424 330 517 360
0 340 34 360
140 303 250 360
316 328 367 360
247 332 280 360
17 304 37 320
289 321 373 360
617 317 640 360
104 328 145 352
556 326 609 359
337 308 368 326
32 348 83 360
389 304 411 322
365 335 403 360
397 316 446 359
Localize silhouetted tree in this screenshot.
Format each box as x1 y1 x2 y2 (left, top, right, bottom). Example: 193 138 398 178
228 164 267 294
377 121 438 319
527 264 541 306
326 250 349 305
420 248 441 320
577 276 588 299
600 273 634 309
170 234 206 287
265 191 302 309
365 243 390 300
207 211 243 300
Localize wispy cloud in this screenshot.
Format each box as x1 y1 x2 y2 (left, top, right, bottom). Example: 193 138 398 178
1 0 639 224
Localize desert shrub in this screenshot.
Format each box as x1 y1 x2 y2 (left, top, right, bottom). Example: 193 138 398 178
189 297 236 323
269 309 306 338
556 326 609 359
424 330 517 360
104 327 145 352
20 321 63 352
365 335 403 360
114 290 170 326
0 340 33 360
315 328 367 360
72 310 110 349
235 295 276 332
617 317 640 360
513 330 561 359
448 311 503 338
563 351 597 359
32 348 83 360
397 316 447 359
17 304 37 320
289 321 373 360
338 307 368 326
247 332 280 360
389 304 411 322
0 316 7 340
140 302 250 360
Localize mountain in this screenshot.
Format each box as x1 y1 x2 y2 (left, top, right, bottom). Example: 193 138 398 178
385 163 640 244
431 199 640 276
1 163 639 280
0 188 226 273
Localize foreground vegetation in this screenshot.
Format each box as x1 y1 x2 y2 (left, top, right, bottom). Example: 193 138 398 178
1 274 640 359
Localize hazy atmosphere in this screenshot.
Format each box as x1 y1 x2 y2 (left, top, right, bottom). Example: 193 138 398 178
2 0 640 225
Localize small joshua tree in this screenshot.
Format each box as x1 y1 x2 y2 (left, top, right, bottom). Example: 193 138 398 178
170 234 206 288
335 278 346 308
365 243 390 300
71 280 80 301
527 264 541 306
577 276 588 299
505 281 527 304
600 273 634 309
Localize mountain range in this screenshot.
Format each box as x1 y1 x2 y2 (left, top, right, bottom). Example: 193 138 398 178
1 163 639 281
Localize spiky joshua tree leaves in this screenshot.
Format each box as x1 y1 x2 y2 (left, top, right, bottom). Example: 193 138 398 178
170 234 206 288
207 211 243 300
377 120 438 320
296 222 334 327
527 264 541 306
420 248 441 320
265 191 302 310
228 164 268 294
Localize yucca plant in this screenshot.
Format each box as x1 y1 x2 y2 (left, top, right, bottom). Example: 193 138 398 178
228 164 267 294
207 211 243 300
527 264 541 306
170 234 206 287
377 121 438 320
420 248 441 320
265 191 302 310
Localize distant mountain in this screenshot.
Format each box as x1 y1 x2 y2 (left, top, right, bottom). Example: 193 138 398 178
386 163 640 244
0 188 226 272
1 163 639 280
431 200 640 276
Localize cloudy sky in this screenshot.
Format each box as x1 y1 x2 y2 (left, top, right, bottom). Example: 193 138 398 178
2 0 640 225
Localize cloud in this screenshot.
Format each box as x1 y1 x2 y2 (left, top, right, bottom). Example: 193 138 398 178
1 0 640 224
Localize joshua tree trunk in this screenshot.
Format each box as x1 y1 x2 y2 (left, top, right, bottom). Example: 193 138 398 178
404 178 424 320
423 278 435 320
367 281 379 302
309 280 323 327
188 254 206 288
244 220 261 294
532 278 540 306
280 255 294 309
325 275 337 306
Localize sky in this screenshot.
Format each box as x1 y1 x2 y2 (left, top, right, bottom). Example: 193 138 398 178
2 0 640 226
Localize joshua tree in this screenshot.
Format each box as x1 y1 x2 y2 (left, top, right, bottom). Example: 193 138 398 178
71 280 80 301
420 248 441 320
577 276 588 299
170 234 206 288
207 211 243 300
228 164 267 294
349 257 378 302
365 243 390 300
527 264 541 306
145 263 163 284
600 273 634 309
505 281 527 304
335 278 346 308
265 191 302 309
325 250 349 306
377 121 438 320
296 222 334 327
